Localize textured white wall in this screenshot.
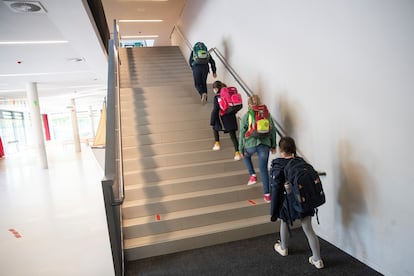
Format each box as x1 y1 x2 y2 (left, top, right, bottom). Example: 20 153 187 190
177 1 414 275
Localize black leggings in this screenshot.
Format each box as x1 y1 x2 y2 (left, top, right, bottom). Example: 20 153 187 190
213 130 239 152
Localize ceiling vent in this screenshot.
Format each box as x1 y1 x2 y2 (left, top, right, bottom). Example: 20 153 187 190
3 1 47 13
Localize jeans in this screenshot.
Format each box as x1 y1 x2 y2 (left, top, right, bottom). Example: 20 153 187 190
243 144 270 194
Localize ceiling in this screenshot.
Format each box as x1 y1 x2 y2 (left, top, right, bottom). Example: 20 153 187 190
0 0 186 113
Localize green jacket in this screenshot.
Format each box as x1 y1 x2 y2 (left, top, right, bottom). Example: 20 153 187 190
238 108 277 153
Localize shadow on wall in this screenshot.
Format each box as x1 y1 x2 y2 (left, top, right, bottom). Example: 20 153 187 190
221 36 232 64
336 139 375 255
276 93 299 137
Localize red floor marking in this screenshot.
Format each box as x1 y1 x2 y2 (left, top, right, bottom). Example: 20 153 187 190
155 214 161 221
8 228 22 238
248 199 257 205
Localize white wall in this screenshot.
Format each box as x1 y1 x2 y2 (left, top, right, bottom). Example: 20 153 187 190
177 1 414 275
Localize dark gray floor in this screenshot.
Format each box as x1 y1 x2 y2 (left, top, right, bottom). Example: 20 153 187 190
126 227 383 276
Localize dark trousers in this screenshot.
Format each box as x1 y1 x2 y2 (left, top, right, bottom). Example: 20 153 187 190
213 129 239 152
192 64 209 96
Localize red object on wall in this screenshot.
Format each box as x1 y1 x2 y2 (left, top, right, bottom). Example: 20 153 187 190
0 136 4 158
42 114 51 141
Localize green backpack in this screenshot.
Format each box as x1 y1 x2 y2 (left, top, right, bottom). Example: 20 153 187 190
192 42 210 65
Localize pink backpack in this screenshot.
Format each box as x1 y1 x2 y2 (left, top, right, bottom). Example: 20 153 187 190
218 87 243 116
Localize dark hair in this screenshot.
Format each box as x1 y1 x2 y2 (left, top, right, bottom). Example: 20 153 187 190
278 136 296 155
213 80 226 91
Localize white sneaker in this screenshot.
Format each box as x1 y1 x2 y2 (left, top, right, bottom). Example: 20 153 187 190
212 142 220 151
309 256 324 269
234 151 241 161
274 241 288 256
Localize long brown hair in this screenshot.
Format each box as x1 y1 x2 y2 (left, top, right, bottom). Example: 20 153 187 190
248 94 262 106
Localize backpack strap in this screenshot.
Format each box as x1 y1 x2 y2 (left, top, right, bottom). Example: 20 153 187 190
283 157 295 181
315 208 320 225
281 200 293 236
244 108 255 137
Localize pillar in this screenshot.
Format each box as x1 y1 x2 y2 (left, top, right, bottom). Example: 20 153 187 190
70 98 81 152
89 105 96 138
26 82 48 169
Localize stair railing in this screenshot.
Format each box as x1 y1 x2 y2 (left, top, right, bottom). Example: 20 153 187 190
101 19 125 276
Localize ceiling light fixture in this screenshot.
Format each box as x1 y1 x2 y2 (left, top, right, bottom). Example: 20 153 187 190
118 19 163 23
121 35 159 39
0 71 91 77
0 40 68 45
118 0 168 2
67 57 85 63
3 1 47 13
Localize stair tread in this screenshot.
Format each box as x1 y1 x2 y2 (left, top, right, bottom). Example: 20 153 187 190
122 146 236 161
124 169 248 189
122 184 261 208
123 157 247 175
122 137 213 150
123 197 267 227
124 215 270 249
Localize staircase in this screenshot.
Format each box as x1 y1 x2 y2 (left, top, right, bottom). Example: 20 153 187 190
119 46 276 261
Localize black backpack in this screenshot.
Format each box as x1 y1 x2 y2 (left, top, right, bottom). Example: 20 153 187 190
284 157 326 220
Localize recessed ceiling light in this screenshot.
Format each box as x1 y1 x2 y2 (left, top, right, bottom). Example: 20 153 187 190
3 1 47 13
118 19 163 23
118 0 168 2
0 71 91 77
121 35 159 39
67 57 85 63
0 40 68 45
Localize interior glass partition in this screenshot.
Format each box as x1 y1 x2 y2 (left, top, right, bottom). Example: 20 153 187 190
0 109 26 154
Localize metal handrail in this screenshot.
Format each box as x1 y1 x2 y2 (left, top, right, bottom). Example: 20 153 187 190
101 19 125 276
104 20 124 205
113 19 124 206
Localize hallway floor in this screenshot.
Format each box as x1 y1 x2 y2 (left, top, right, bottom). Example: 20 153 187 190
0 143 114 276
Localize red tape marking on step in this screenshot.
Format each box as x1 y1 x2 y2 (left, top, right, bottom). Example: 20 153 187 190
8 228 22 238
248 200 257 205
155 214 161 221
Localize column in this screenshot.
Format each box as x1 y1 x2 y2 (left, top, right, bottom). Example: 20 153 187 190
26 82 48 169
70 98 81 152
89 105 96 139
